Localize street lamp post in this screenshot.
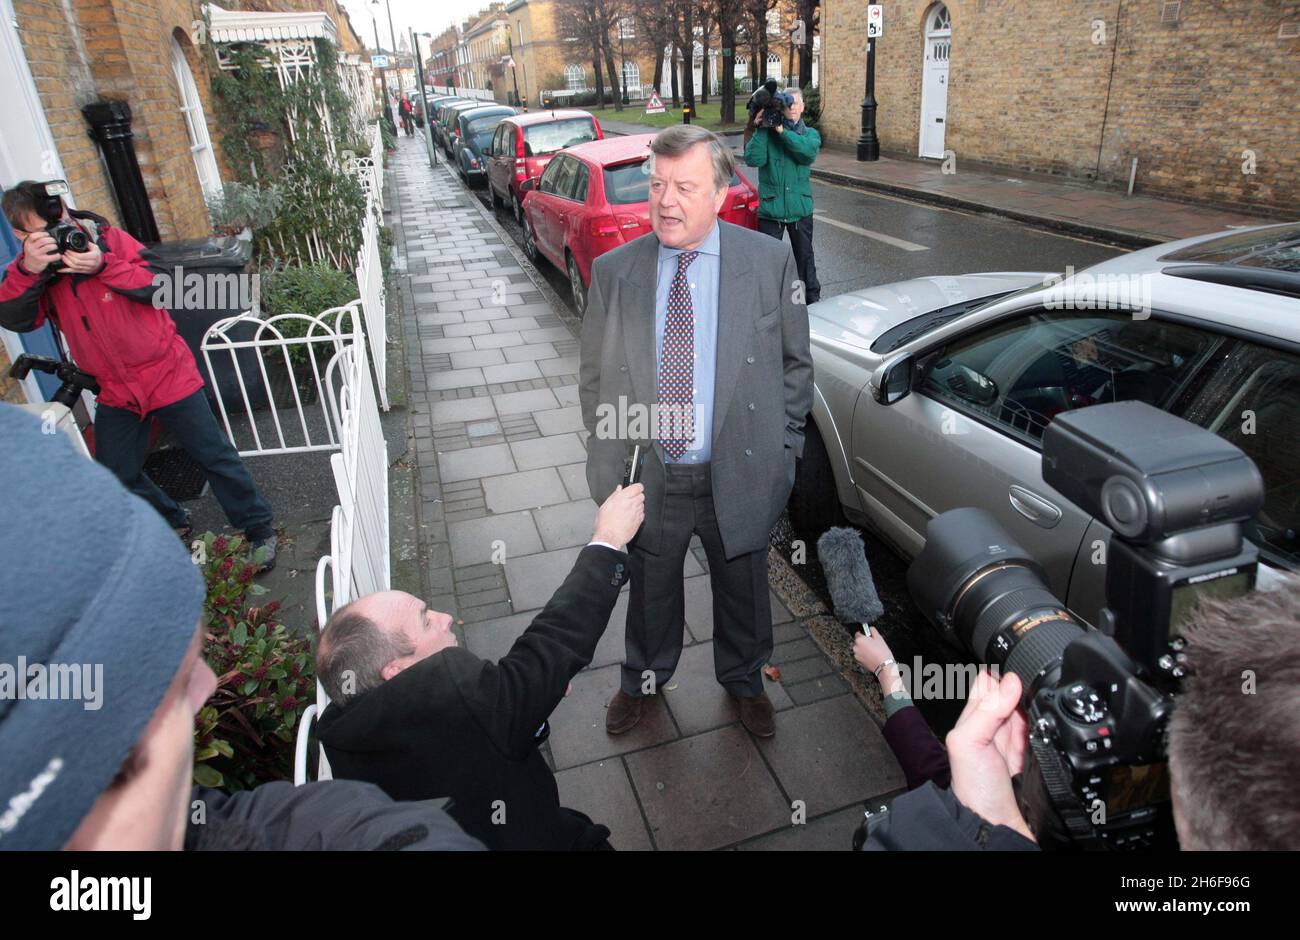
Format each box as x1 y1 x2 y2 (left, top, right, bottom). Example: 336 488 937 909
856 36 880 161
413 30 438 168
618 22 629 105
372 12 395 134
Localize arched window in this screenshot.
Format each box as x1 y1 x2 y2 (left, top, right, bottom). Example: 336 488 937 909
928 3 952 35
621 60 640 95
564 63 585 91
170 36 221 201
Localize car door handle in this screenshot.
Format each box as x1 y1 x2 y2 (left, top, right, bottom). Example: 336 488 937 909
1008 485 1062 528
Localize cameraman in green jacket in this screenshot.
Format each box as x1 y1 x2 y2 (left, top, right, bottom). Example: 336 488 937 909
743 88 822 304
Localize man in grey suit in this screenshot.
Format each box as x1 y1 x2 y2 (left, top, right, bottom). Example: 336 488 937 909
579 125 813 738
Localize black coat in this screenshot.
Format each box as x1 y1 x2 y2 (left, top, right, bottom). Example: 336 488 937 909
318 544 630 850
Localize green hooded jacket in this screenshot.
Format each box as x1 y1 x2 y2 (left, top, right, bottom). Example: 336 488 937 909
744 124 822 223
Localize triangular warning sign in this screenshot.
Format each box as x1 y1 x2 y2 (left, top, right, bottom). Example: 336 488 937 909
644 91 666 115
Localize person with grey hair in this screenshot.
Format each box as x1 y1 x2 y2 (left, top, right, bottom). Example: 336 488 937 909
316 483 646 850
579 124 813 740
744 88 822 304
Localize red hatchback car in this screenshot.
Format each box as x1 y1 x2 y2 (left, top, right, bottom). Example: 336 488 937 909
519 134 759 314
485 109 603 226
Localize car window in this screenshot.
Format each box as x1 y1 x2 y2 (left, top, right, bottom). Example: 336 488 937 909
564 163 589 202
917 310 1215 445
468 114 508 151
523 118 597 156
491 125 504 155
603 158 742 205
539 157 570 195
1180 341 1300 568
506 126 517 157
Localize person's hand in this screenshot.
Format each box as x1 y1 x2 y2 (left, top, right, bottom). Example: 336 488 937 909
592 483 645 549
19 232 60 275
752 111 764 127
946 669 1034 842
852 629 903 694
774 123 785 134
57 239 102 276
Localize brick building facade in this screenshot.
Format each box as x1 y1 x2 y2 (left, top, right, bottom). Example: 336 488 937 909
819 0 1298 213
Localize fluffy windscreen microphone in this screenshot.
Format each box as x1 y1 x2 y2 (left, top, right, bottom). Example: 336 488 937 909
817 527 885 626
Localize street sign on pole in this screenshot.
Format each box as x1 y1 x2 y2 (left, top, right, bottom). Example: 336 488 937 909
867 5 884 38
371 54 390 68
645 91 666 115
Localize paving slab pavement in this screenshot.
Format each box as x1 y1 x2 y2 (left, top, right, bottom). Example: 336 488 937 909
387 136 904 850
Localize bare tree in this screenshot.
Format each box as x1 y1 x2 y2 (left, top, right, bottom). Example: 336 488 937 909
715 0 743 123
635 9 674 94
556 0 607 105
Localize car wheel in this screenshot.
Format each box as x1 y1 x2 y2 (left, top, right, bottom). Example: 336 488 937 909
512 192 524 226
567 253 587 316
788 420 845 535
523 219 540 263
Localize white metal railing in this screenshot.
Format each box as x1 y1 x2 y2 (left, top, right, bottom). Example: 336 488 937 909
429 84 496 101
354 197 390 411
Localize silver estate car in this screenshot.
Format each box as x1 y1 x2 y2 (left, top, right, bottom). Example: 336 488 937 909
791 223 1300 627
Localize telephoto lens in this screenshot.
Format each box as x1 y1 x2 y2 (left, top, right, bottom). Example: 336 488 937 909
908 507 1086 699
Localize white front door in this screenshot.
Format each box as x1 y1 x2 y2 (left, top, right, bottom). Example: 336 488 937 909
918 5 952 159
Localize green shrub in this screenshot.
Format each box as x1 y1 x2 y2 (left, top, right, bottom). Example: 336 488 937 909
259 263 360 373
192 532 314 791
208 181 282 236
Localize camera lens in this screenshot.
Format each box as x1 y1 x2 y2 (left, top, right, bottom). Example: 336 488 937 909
60 228 89 253
908 507 1085 696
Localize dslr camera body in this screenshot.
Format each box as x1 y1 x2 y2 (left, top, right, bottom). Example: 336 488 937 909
909 401 1263 850
33 180 90 256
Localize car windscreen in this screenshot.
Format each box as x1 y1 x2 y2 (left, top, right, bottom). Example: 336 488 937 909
869 286 1036 354
467 115 508 150
523 119 597 155
1159 223 1300 271
602 159 744 205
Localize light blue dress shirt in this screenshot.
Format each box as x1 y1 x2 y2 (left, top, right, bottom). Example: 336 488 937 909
654 222 720 463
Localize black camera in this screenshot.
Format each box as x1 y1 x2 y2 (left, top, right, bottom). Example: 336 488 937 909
34 180 90 255
8 353 99 409
748 81 793 130
907 401 1264 850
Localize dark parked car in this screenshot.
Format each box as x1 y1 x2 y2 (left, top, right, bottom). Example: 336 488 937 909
453 105 517 186
431 97 471 148
485 109 602 225
439 101 493 157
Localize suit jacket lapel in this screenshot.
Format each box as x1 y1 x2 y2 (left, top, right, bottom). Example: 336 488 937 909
623 235 659 408
712 223 755 445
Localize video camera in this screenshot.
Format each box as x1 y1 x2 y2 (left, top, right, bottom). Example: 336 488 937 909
907 401 1264 850
33 180 90 255
8 354 99 409
748 80 794 131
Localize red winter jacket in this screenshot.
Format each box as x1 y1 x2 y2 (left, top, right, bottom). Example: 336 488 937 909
0 215 204 416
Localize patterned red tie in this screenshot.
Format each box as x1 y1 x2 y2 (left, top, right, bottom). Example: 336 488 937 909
658 250 699 460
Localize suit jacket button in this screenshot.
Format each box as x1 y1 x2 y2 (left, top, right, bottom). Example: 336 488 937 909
620 365 628 372
747 402 755 410
745 448 753 456
746 356 755 364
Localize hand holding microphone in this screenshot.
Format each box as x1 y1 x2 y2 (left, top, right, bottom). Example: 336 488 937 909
818 527 901 693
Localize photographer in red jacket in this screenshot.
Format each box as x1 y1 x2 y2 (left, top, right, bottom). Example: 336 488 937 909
0 180 277 566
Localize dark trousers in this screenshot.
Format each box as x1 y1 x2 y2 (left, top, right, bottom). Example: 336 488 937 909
94 389 275 540
621 462 773 699
758 214 821 303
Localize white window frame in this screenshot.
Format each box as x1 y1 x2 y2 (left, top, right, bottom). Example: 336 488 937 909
171 37 221 202
564 63 585 91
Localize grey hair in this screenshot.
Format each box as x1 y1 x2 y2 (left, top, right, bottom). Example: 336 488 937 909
647 124 735 193
317 600 415 707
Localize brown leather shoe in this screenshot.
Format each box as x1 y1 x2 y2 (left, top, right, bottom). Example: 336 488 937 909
606 689 644 735
735 692 776 738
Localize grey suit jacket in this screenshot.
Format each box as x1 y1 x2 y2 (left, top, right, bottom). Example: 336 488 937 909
579 221 813 560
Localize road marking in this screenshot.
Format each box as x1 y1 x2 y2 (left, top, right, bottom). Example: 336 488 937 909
813 213 930 252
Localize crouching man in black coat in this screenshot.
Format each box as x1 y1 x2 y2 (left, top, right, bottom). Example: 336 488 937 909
316 483 646 850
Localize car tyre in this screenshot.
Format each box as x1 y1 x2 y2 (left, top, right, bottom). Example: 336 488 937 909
788 420 845 535
512 192 525 226
567 253 587 316
523 219 540 263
